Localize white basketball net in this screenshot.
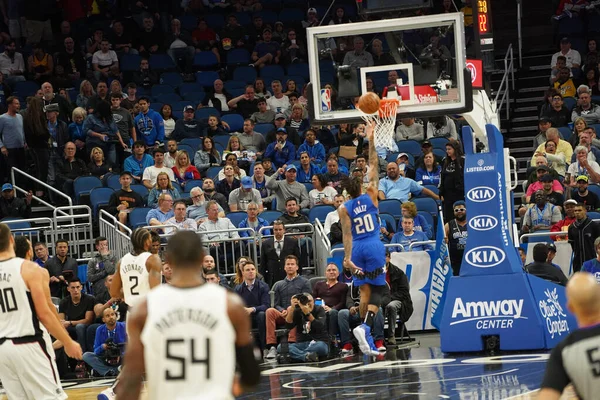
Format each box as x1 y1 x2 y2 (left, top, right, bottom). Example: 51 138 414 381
360 99 399 151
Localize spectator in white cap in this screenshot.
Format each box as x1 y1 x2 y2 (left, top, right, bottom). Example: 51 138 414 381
396 153 416 180
229 176 263 212
303 8 319 29
171 105 203 141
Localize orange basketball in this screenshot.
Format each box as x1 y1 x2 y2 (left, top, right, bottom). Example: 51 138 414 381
358 92 380 114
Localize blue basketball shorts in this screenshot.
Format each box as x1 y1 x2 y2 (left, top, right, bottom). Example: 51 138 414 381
352 239 386 286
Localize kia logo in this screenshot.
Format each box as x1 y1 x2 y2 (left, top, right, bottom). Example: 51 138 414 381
466 186 496 203
465 246 506 268
469 215 498 231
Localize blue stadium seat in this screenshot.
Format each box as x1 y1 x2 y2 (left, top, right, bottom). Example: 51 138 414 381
212 135 230 148
172 100 195 113
14 81 39 97
413 197 439 216
184 92 206 103
221 114 244 132
429 137 449 149
256 10 278 24
204 13 225 29
423 185 439 195
160 72 184 87
589 211 600 221
78 264 88 285
177 144 194 156
193 51 219 70
151 84 175 97
180 138 202 150
149 102 164 112
558 16 584 36
563 97 576 112
279 8 304 23
196 71 220 88
261 210 283 224
1 217 31 231
195 107 220 120
282 0 306 8
226 211 248 227
558 126 572 141
73 176 102 204
233 66 258 84
149 53 177 70
229 87 245 97
224 80 247 92
183 179 203 192
233 12 252 26
302 182 313 193
172 110 184 120
588 184 600 199
205 166 222 180
308 205 335 224
378 199 403 220
179 83 204 96
286 63 309 81
260 0 282 10
433 148 446 159
254 123 274 136
416 211 435 237
226 48 250 65
130 184 149 202
155 93 182 104
106 174 121 190
397 140 423 157
90 187 114 217
286 75 305 91
259 65 285 81
179 15 198 31
129 207 151 228
379 213 396 234
120 54 141 71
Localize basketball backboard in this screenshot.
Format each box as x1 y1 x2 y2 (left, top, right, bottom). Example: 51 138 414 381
306 12 473 125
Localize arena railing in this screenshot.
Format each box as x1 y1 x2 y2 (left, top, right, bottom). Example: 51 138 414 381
408 240 437 251
11 167 73 217
494 43 515 121
330 243 407 260
7 216 54 248
99 210 132 260
258 223 316 275
52 205 95 262
313 219 331 276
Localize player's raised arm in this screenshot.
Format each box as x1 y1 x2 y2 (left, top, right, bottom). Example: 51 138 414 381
116 298 148 399
228 292 261 395
365 120 379 203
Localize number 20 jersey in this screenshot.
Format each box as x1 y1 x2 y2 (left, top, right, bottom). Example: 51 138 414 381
345 194 381 242
141 283 235 400
120 252 151 308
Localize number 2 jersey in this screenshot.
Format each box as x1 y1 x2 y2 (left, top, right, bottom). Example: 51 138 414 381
141 283 235 400
345 194 381 241
0 257 43 339
120 252 152 308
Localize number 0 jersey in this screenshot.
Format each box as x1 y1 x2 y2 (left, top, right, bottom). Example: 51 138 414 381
141 283 235 400
345 194 381 241
120 252 152 308
0 257 42 339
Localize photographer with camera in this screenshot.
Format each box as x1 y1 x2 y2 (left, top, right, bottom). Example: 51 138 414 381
279 293 329 362
83 307 126 377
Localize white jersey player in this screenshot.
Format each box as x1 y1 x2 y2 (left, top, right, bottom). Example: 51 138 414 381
110 228 162 310
0 223 82 400
117 231 260 400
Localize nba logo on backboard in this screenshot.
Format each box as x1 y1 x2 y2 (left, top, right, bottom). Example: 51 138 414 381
321 89 331 112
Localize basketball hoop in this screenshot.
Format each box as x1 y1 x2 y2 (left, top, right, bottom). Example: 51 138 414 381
360 98 399 151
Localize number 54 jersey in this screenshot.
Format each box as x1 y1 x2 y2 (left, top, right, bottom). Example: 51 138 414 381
141 283 236 400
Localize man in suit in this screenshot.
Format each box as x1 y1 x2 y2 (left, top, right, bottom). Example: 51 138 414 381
260 220 301 287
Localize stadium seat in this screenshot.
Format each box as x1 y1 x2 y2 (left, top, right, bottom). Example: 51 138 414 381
205 166 222 180
1 217 31 231
233 12 252 26
73 176 103 204
184 92 205 103
180 138 202 151
151 84 175 97
261 210 283 224
423 185 439 195
254 123 274 136
195 107 220 120
193 51 219 70
120 54 141 71
279 8 304 23
302 182 313 193
183 179 203 192
563 97 576 112
588 184 600 199
204 13 225 29
149 54 177 71
78 264 88 285
378 199 403 221
224 80 247 92
155 93 182 104
397 140 423 157
226 211 248 227
286 75 305 91
129 207 151 228
196 71 220 88
286 63 310 81
212 135 231 148
416 211 435 237
149 102 164 112
226 48 250 65
256 10 278 24
177 144 194 156
379 213 397 234
229 87 245 97
173 100 195 113
429 137 449 149
413 197 439 216
308 205 335 224
179 83 204 97
558 126 572 141
130 184 149 203
589 211 600 221
433 148 447 159
179 15 198 31
221 114 244 132
90 187 114 217
106 174 121 190
233 66 258 84
558 16 584 36
160 72 184 87
14 81 39 97
259 65 285 82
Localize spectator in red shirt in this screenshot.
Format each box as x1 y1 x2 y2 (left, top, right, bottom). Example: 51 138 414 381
551 199 577 241
192 19 220 63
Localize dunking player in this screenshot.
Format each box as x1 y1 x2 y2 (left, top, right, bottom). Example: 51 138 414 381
339 120 386 356
0 223 83 399
117 230 261 399
98 228 162 400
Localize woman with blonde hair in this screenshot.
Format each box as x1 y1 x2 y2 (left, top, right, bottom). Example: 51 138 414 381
147 171 181 208
76 80 95 109
230 256 264 287
87 147 113 181
401 201 433 239
570 117 588 148
172 150 201 188
68 107 88 157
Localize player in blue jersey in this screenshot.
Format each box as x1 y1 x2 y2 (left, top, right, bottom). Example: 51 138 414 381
339 120 386 356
